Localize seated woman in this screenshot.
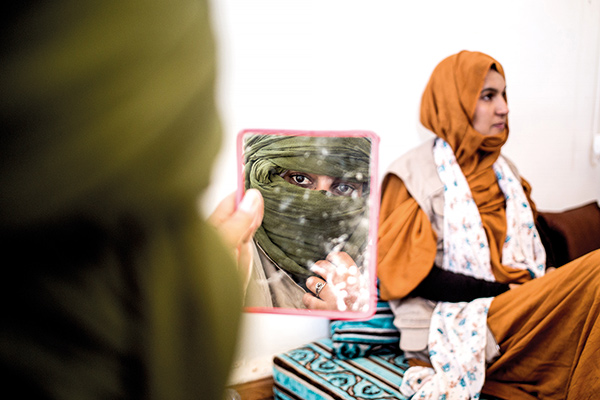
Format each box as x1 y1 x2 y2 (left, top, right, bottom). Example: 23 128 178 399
378 50 600 399
242 134 372 312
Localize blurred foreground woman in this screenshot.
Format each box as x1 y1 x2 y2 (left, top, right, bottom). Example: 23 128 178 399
0 1 261 399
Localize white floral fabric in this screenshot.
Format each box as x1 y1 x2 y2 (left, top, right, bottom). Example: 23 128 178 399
399 138 546 400
401 298 492 399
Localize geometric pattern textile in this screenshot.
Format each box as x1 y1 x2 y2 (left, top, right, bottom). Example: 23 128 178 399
330 300 400 360
273 339 504 400
273 338 409 400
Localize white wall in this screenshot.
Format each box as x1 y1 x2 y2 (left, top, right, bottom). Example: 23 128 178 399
203 0 600 384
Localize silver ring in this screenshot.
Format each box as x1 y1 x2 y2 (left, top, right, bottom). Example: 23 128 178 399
315 281 326 298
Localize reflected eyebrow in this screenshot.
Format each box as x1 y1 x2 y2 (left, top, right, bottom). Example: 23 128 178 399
333 178 363 188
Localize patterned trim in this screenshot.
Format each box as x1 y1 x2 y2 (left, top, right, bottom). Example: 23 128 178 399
330 300 400 359
273 338 408 400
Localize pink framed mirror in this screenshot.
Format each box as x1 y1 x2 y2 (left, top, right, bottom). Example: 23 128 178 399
237 129 380 319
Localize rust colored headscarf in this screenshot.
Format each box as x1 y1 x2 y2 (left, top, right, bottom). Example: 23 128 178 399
378 51 535 300
420 50 508 176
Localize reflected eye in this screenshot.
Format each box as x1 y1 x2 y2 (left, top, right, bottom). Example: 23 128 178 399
281 170 364 197
332 182 361 197
282 171 315 189
291 174 311 186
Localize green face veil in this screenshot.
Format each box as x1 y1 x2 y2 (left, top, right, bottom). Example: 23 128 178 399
244 134 371 281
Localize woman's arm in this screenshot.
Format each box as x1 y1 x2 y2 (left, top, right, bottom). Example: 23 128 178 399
377 175 438 300
410 266 510 302
378 174 511 303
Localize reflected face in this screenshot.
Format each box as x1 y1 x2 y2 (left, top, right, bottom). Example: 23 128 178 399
472 69 509 136
281 170 363 197
240 131 376 314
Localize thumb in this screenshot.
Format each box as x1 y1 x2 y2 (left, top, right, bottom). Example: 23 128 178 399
217 189 264 249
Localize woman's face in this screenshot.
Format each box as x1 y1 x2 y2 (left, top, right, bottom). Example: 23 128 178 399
281 170 363 197
472 69 509 136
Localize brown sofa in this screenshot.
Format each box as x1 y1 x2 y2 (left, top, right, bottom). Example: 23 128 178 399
537 201 600 268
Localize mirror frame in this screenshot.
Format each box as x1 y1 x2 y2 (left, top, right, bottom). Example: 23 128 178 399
236 129 380 320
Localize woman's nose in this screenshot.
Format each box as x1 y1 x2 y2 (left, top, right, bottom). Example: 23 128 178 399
497 97 509 116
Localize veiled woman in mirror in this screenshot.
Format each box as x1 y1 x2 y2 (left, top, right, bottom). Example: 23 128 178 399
242 134 372 312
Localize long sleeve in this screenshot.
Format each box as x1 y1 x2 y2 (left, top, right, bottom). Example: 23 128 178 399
377 174 437 300
410 266 510 302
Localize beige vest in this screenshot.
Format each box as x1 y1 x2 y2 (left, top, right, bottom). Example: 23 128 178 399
386 138 514 362
386 138 522 268
386 138 445 268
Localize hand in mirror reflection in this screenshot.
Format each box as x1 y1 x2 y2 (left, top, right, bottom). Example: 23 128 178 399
303 251 369 312
242 134 372 312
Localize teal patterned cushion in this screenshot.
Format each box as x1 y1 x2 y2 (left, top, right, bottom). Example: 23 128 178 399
274 339 506 400
273 338 409 400
330 300 400 360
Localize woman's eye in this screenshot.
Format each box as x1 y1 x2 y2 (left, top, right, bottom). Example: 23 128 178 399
480 89 501 102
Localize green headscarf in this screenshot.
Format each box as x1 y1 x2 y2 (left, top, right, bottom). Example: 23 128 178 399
244 134 371 282
0 1 241 399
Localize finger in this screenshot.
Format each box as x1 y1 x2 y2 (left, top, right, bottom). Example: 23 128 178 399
208 189 264 232
311 261 349 296
303 277 336 311
306 276 337 305
326 252 360 284
310 260 335 279
237 240 254 288
306 276 325 296
312 255 360 290
303 279 345 312
303 292 328 310
239 189 264 235
213 189 264 249
207 191 236 227
327 252 359 274
326 251 355 265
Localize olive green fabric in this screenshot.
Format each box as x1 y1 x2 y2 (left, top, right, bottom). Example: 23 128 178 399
0 1 241 399
244 134 371 281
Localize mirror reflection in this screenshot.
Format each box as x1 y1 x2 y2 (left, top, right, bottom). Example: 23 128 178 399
240 131 377 315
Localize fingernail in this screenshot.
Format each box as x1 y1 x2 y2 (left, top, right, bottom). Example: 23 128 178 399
310 265 323 274
238 189 260 214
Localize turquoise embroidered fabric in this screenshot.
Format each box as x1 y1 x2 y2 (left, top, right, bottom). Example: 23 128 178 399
329 300 399 360
273 338 408 400
273 339 505 400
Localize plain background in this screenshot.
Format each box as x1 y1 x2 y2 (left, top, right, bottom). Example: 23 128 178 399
202 0 600 384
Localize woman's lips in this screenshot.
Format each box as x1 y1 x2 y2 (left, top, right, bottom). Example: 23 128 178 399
493 122 505 130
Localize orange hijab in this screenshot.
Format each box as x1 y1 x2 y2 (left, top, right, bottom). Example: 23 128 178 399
378 51 534 300
420 50 508 177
